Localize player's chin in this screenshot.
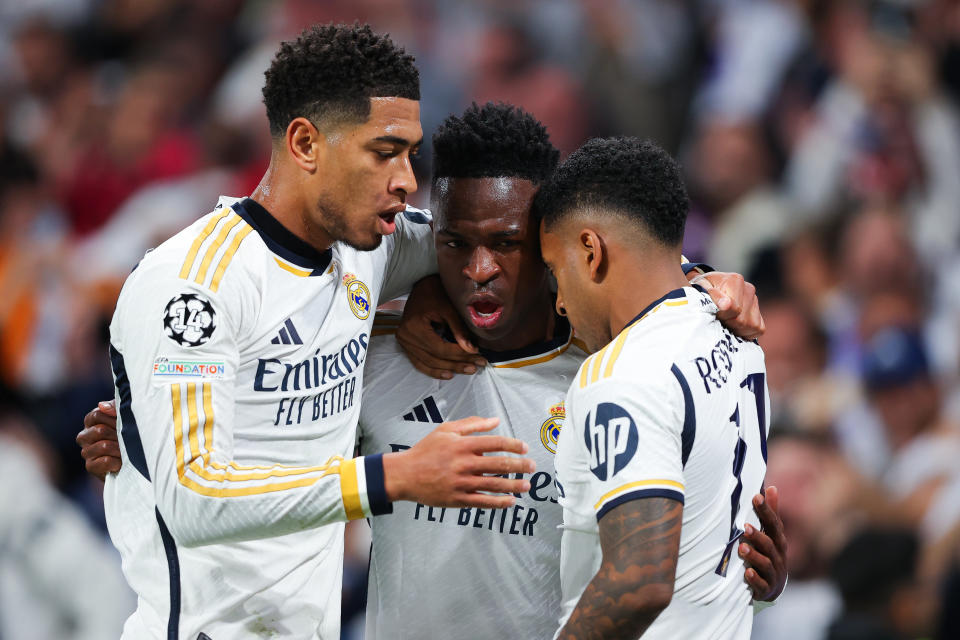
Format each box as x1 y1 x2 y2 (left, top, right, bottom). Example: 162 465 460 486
343 229 384 252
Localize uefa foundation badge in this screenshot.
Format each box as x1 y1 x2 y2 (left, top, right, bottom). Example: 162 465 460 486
342 272 371 320
540 401 565 454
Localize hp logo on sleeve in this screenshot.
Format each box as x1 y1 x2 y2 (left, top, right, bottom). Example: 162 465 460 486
584 402 638 481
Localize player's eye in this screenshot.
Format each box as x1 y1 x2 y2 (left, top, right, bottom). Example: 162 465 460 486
445 239 464 249
497 240 519 249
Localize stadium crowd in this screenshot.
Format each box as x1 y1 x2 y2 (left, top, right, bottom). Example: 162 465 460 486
0 0 958 638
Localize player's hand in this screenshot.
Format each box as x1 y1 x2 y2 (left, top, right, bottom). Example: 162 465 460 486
396 275 487 379
77 400 122 481
383 416 535 508
741 486 788 601
691 271 765 339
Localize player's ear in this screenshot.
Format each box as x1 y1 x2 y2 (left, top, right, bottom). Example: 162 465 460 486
286 117 322 173
580 229 605 283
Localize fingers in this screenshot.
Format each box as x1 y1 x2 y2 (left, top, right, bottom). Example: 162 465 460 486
99 400 117 416
765 485 780 513
740 531 775 597
83 406 118 430
80 439 122 462
467 451 535 474
456 492 518 509
467 435 532 458
440 416 500 436
753 491 787 552
396 334 481 379
706 272 745 320
466 474 531 495
76 424 118 448
742 562 771 600
441 308 479 355
85 455 122 482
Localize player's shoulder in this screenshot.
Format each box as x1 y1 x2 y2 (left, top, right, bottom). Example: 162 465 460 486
125 196 261 293
575 286 717 394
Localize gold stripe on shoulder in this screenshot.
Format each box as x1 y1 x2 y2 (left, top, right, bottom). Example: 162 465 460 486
194 214 242 286
179 209 231 280
274 258 312 277
602 328 631 380
209 224 253 292
589 342 612 385
578 356 592 388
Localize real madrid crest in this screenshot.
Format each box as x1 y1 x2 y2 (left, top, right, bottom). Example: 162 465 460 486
540 401 565 454
342 272 371 320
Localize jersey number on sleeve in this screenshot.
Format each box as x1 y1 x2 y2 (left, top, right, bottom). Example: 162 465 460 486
715 373 767 577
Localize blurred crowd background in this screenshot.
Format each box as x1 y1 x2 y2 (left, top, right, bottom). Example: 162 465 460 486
1 0 959 638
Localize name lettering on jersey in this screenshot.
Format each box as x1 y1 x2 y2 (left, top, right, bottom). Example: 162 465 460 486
389 442 556 537
342 272 371 320
539 402 565 454
692 329 744 394
584 402 639 481
251 332 369 426
163 292 217 347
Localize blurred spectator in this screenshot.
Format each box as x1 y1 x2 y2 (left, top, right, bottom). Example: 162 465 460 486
751 432 846 640
468 18 589 153
0 391 134 639
827 528 936 640
57 56 203 236
759 297 858 433
687 118 791 274
783 0 960 267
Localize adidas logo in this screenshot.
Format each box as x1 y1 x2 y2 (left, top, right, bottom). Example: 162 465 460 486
270 318 303 345
403 396 443 423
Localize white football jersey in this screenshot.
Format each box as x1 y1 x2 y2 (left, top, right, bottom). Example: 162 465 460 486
357 314 589 640
105 196 434 640
555 285 770 640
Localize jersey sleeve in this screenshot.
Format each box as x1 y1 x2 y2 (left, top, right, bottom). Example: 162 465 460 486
572 375 687 521
379 206 437 303
110 262 391 548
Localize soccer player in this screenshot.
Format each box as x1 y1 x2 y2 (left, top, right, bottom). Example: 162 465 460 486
100 25 533 640
538 137 773 639
85 103 785 637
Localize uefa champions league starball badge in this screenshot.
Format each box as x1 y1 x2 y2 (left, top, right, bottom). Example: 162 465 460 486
163 292 217 347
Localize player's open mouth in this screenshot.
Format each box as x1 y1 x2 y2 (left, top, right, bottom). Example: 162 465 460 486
377 211 398 235
467 299 504 329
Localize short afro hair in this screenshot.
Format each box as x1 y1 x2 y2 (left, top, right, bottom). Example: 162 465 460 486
432 102 559 184
534 137 688 246
262 23 420 137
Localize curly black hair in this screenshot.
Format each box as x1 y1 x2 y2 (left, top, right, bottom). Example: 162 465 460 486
432 102 559 184
534 137 688 246
262 23 420 137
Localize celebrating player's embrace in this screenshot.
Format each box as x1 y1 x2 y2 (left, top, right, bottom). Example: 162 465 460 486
77 22 786 640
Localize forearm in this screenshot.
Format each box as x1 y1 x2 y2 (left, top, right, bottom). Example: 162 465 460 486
557 565 669 640
558 497 682 640
156 445 390 547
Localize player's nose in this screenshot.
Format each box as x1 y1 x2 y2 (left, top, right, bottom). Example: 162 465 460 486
389 155 418 197
463 246 500 284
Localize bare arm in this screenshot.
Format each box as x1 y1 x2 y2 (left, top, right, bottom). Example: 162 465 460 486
558 497 682 640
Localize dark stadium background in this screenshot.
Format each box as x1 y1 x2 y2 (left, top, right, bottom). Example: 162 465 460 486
1 1 959 638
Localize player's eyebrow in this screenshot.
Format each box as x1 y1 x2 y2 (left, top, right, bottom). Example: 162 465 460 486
489 229 521 238
373 135 424 148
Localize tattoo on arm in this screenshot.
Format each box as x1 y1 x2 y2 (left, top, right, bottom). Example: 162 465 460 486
557 497 683 640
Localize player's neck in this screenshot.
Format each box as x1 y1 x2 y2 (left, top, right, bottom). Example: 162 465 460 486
250 163 335 253
607 256 689 338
